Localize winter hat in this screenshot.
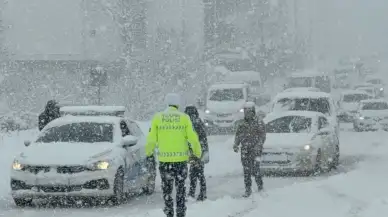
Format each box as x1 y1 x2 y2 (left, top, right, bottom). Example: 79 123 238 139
165 93 181 107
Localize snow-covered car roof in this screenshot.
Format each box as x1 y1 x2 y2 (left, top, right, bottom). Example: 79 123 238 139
264 111 324 123
283 87 321 93
353 83 374 88
273 91 331 101
359 99 388 104
224 71 261 79
341 90 372 96
45 116 121 129
60 106 126 117
209 82 248 90
289 70 328 78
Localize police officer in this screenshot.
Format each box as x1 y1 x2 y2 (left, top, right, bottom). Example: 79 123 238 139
146 93 202 217
233 102 266 197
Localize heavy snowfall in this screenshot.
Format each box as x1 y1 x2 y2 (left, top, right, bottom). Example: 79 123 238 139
1 0 388 216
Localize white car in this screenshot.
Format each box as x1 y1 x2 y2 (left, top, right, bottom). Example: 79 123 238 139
270 91 340 139
353 99 388 132
10 106 155 207
337 90 372 122
262 111 340 174
282 87 321 93
365 77 384 97
203 82 268 133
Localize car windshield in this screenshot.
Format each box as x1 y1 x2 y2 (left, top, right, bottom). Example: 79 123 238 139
217 59 254 72
343 94 370 102
274 97 330 115
209 88 244 101
288 77 313 88
361 102 388 110
358 88 373 94
266 116 312 133
366 79 382 85
36 122 114 143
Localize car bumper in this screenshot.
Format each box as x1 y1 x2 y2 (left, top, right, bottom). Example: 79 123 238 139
203 114 243 130
11 168 116 199
260 150 317 174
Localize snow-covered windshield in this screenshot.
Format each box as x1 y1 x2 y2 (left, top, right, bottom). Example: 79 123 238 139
266 116 312 133
366 79 382 85
274 97 330 115
36 122 114 143
217 59 254 72
361 102 388 110
343 94 370 102
208 88 244 101
288 77 313 88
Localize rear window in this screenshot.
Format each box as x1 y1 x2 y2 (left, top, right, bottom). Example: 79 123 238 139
366 79 382 85
361 102 388 110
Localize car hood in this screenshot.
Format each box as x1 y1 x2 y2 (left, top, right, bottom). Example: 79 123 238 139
264 133 313 149
18 142 114 165
341 102 359 112
206 100 245 113
360 110 388 118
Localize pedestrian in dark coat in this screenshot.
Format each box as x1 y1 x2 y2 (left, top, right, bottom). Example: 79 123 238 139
184 105 209 201
38 100 60 131
233 102 266 197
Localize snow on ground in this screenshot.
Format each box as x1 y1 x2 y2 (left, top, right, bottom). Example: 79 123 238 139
0 126 386 216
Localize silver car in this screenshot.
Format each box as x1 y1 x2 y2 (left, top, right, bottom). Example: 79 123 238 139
353 99 388 131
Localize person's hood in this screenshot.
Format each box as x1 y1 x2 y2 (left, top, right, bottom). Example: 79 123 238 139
17 142 114 165
206 100 245 113
359 110 388 118
185 106 199 119
264 133 313 149
341 102 359 112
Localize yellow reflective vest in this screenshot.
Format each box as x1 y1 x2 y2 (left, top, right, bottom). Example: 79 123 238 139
146 107 202 162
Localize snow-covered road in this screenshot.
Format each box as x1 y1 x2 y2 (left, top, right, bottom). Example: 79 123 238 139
0 126 386 217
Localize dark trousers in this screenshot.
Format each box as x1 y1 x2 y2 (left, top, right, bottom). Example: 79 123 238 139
188 162 206 198
159 162 188 217
241 153 263 192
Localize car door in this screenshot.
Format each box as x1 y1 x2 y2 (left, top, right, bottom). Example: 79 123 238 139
126 120 147 184
318 117 334 163
119 120 141 189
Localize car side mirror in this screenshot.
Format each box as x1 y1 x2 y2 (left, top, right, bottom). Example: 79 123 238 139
122 135 138 148
24 140 31 147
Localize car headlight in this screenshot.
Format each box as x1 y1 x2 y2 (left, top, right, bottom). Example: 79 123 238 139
239 108 244 112
89 161 110 170
359 116 364 120
205 109 210 114
303 144 311 150
380 87 384 91
12 161 23 170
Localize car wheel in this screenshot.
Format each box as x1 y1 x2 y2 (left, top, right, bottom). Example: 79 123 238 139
331 144 340 169
313 149 323 176
143 175 155 195
13 197 32 207
110 168 125 205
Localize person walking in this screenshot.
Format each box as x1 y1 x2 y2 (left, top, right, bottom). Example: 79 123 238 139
184 105 209 201
233 102 266 197
38 100 60 131
146 93 202 217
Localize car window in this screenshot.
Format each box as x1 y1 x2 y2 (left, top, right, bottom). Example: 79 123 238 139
127 120 143 137
266 116 312 133
318 117 329 130
120 120 131 137
274 97 331 115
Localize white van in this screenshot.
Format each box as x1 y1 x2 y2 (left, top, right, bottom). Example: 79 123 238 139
223 71 263 95
286 70 332 93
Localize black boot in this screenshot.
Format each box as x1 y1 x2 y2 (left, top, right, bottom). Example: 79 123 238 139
243 189 252 198
197 192 207 201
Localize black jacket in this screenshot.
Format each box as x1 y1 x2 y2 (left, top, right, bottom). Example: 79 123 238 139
234 107 266 157
38 100 60 131
184 106 208 153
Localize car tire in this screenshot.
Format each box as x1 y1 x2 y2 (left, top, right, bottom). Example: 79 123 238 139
313 149 323 176
13 197 32 207
331 144 340 170
110 168 125 205
143 176 155 195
